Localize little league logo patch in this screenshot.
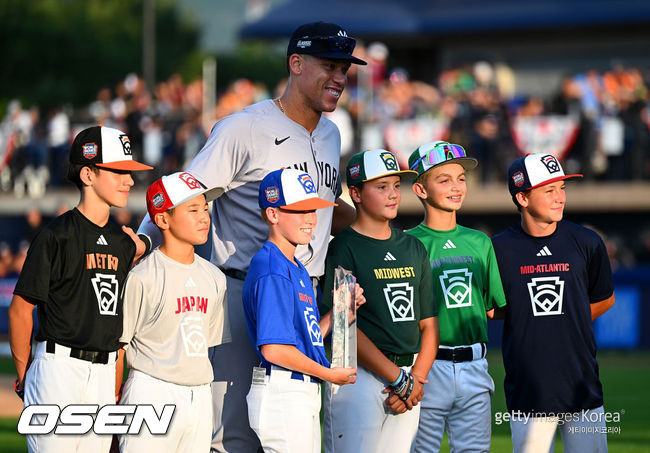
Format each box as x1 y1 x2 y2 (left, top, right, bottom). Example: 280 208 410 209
512 171 525 187
152 192 166 208
439 268 473 309
119 134 132 155
383 282 415 322
380 151 399 172
180 317 207 357
304 306 324 346
349 164 361 179
528 276 564 316
298 173 316 194
82 143 97 159
265 186 279 203
540 154 560 174
90 273 119 316
179 172 202 190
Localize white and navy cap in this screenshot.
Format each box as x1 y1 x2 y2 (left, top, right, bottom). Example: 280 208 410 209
70 125 152 171
346 148 417 187
259 168 337 211
508 153 583 196
146 171 220 220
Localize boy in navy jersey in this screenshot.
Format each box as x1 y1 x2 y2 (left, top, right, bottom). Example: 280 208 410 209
242 168 360 453
492 153 615 453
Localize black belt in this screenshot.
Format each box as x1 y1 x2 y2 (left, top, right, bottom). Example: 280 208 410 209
46 340 112 364
224 269 247 280
436 343 486 363
381 350 414 367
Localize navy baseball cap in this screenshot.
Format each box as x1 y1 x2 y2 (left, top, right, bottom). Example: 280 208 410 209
508 153 583 196
287 22 367 65
259 169 337 211
70 125 152 171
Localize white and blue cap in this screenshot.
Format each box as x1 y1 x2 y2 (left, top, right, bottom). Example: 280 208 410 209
259 168 337 211
508 153 583 196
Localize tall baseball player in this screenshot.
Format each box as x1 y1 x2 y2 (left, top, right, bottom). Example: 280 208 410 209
243 169 360 452
492 153 615 452
321 149 439 453
137 22 366 452
406 141 507 452
118 171 229 453
8 125 151 452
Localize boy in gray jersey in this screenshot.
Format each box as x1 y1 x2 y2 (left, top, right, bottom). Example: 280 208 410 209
118 172 230 453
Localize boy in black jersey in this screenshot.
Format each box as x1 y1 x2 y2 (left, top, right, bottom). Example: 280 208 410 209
9 125 151 453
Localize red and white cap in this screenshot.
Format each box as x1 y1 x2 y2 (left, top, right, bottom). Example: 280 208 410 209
146 172 220 220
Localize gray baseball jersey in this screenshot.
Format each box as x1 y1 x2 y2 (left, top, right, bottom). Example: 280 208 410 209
139 99 342 277
120 248 230 386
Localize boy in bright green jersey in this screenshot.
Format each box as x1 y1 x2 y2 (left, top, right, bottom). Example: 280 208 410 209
407 141 507 453
321 148 439 453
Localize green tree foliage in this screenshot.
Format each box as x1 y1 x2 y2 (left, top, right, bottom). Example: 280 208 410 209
0 0 200 110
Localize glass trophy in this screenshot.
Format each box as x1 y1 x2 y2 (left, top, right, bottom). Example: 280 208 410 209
331 266 357 392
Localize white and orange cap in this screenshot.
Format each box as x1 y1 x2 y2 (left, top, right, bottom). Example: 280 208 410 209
146 171 220 220
258 168 337 211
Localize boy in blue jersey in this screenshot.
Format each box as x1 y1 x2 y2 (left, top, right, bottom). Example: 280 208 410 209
492 153 615 453
242 168 360 453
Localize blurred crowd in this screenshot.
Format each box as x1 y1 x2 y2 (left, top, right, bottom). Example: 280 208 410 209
1 44 649 198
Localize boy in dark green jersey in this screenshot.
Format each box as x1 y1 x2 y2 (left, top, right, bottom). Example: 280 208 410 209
321 148 439 453
406 141 507 452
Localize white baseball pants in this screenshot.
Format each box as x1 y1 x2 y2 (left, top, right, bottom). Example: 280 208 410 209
323 365 420 453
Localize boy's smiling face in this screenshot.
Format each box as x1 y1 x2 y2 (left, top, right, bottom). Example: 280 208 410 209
272 208 318 247
416 163 466 212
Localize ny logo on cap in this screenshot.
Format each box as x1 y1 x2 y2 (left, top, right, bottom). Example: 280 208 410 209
298 173 316 194
119 134 132 156
380 152 398 172
540 155 560 174
179 172 201 190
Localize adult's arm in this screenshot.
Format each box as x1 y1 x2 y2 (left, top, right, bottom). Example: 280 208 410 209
331 198 356 235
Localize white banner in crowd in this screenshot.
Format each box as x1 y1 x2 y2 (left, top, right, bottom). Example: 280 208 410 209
362 118 449 170
511 115 579 161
